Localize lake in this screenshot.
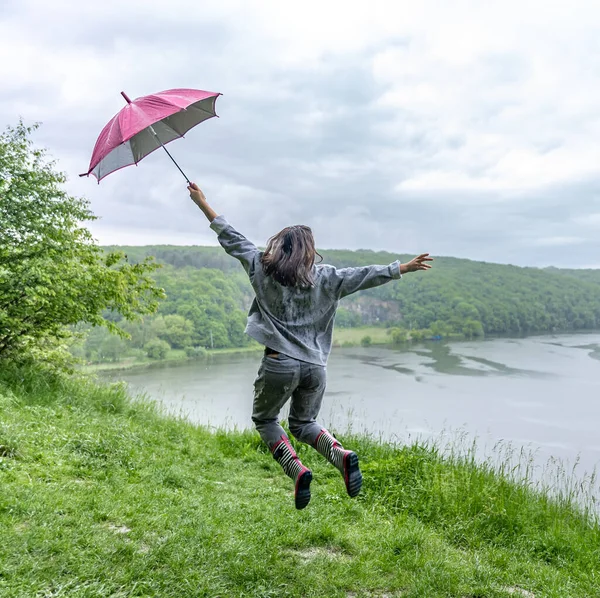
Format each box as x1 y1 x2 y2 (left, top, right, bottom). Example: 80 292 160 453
102 332 600 492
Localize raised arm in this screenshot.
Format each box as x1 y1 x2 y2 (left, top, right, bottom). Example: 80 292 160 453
188 183 259 276
188 182 218 222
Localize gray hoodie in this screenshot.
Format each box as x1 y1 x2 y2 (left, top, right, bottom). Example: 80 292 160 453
210 216 402 366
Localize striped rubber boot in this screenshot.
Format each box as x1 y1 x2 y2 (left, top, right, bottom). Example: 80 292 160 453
314 429 362 498
272 435 313 510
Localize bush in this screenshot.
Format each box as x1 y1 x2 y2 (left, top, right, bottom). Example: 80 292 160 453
387 327 408 344
360 335 372 347
145 339 170 360
410 329 432 342
184 346 208 359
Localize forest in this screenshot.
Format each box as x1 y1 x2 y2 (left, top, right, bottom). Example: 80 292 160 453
70 243 600 363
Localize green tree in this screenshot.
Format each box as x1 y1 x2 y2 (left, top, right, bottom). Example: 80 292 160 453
430 320 452 337
145 339 170 359
100 334 128 362
0 123 164 365
152 314 194 349
335 307 361 328
83 326 109 362
226 310 249 347
119 318 156 349
454 301 480 320
462 319 485 339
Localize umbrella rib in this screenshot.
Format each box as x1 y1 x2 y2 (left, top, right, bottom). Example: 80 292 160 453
187 102 218 118
158 119 185 138
193 107 217 118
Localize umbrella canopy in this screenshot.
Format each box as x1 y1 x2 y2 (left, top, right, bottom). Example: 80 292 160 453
80 88 221 182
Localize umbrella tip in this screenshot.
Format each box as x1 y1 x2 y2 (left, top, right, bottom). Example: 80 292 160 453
121 91 132 104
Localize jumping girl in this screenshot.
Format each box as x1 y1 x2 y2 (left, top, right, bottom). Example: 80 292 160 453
188 183 433 509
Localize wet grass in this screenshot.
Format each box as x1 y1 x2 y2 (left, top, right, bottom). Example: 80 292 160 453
1 364 598 597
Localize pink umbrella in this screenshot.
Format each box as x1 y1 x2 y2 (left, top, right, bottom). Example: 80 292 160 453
80 88 221 183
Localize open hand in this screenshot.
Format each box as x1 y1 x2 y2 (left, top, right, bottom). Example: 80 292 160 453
401 254 433 274
187 182 207 207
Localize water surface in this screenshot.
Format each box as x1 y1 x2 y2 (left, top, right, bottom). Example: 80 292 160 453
103 333 600 486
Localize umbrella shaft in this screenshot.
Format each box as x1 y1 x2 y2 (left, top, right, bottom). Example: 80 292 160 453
149 126 191 184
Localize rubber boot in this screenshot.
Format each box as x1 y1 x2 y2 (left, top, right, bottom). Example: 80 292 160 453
314 429 362 497
272 435 313 510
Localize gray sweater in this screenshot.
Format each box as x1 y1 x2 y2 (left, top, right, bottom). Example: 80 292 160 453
210 216 402 366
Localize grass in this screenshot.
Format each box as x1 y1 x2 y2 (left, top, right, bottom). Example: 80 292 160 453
331 326 465 347
81 344 264 373
1 365 599 597
81 349 190 372
333 326 393 346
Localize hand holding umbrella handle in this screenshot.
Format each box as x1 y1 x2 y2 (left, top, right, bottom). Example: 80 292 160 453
188 182 218 223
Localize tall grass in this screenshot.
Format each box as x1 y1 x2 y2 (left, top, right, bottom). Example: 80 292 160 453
358 436 599 568
1 363 599 597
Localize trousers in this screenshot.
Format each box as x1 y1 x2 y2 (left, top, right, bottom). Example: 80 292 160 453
251 351 327 449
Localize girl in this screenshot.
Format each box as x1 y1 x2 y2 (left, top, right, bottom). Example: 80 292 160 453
188 183 432 509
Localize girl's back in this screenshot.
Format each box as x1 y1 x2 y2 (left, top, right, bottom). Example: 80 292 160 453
210 215 402 366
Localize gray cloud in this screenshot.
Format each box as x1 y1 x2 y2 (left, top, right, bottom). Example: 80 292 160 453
1 1 600 268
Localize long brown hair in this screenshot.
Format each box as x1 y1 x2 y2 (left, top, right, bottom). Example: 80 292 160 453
261 225 322 287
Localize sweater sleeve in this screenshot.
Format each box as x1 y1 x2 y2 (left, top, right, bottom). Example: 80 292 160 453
210 215 259 277
322 262 402 299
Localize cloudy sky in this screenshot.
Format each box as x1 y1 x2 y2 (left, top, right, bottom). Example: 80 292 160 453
1 0 599 267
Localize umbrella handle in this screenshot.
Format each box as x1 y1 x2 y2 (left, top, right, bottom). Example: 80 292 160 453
149 126 191 184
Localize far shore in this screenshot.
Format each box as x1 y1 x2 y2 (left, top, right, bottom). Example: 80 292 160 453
81 327 599 374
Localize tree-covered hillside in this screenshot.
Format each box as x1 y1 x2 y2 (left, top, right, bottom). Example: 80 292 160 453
107 244 600 332
72 244 600 364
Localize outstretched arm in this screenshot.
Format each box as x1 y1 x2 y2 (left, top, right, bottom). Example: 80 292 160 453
187 182 259 277
327 254 433 299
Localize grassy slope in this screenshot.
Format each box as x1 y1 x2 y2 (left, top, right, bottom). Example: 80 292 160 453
1 367 599 598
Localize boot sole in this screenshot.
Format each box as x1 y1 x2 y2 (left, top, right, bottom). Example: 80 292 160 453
295 470 312 510
343 452 362 498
